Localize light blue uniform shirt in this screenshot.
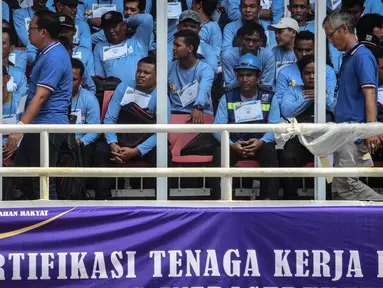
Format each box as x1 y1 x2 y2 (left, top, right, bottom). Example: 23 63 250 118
214 93 280 143
168 59 215 114
13 7 35 47
226 0 241 21
275 62 337 108
271 0 285 24
272 46 296 64
71 86 100 146
9 50 28 73
281 84 337 118
76 0 124 22
329 43 344 74
2 1 9 22
2 93 22 145
72 45 96 93
222 47 276 90
300 21 315 33
200 21 222 58
168 41 219 74
8 65 27 96
94 13 153 83
104 82 171 156
364 0 383 15
75 20 92 51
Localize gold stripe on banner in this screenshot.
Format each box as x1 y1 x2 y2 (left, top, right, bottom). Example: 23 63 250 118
0 207 76 240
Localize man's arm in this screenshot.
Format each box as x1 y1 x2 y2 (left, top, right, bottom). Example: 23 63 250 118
126 14 154 49
364 87 377 122
19 87 51 124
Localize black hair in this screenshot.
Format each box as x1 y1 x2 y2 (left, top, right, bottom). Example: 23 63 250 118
174 30 200 56
238 21 266 43
193 0 218 17
71 57 85 78
356 13 383 41
374 47 383 59
138 55 157 69
58 35 73 52
240 0 260 5
295 30 315 45
34 10 61 39
289 0 310 5
124 0 146 12
2 27 17 46
298 54 315 72
341 0 366 9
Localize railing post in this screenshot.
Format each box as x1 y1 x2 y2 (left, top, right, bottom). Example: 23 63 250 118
40 131 49 200
221 130 232 200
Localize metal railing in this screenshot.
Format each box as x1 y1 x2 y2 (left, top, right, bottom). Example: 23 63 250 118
1 122 383 201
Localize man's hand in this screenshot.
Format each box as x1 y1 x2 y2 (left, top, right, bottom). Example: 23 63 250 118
365 136 381 155
187 108 204 124
303 89 315 100
242 138 264 155
5 133 22 155
109 142 122 162
230 141 248 156
75 139 83 146
259 9 272 20
111 147 140 164
2 144 16 160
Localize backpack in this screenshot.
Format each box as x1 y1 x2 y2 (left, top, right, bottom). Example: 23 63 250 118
56 145 86 200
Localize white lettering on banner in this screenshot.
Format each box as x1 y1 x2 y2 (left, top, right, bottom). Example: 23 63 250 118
91 252 108 279
27 253 38 280
111 251 123 278
185 250 201 276
70 252 89 279
168 250 183 277
126 251 136 278
346 250 363 278
150 250 166 277
57 253 68 280
0 255 4 279
224 249 241 277
378 251 383 277
9 253 24 280
41 253 54 280
204 250 220 276
243 250 260 276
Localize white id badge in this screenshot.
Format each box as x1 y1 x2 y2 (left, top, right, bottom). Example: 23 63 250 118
8 53 16 65
378 88 383 106
92 4 116 18
120 86 152 109
103 44 127 61
168 2 182 19
71 109 83 124
2 115 17 125
73 25 80 44
260 0 272 9
234 101 263 123
24 17 31 31
72 51 83 60
7 77 16 93
177 80 199 108
16 95 27 114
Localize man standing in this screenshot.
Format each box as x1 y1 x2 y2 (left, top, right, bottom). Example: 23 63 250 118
323 9 383 200
6 10 72 200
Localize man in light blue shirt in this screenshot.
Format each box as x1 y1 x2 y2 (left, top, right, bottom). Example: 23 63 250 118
287 0 315 33
168 30 215 121
364 0 383 15
275 31 337 105
54 0 92 50
95 56 170 199
58 13 96 93
268 17 300 77
211 53 280 200
94 11 153 84
77 0 124 27
2 1 9 22
222 21 275 90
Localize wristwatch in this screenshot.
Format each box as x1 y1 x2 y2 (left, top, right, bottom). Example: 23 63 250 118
194 104 203 112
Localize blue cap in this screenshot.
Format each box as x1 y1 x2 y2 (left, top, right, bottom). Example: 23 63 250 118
234 53 261 72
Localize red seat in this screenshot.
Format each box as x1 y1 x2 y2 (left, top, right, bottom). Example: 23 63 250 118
101 90 114 123
169 114 214 164
304 162 314 168
234 160 260 168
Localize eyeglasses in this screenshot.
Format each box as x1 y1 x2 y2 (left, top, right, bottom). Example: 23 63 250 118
326 27 340 39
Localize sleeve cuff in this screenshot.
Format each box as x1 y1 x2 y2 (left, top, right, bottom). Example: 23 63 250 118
37 83 55 92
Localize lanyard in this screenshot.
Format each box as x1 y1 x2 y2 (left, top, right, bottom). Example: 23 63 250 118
72 86 82 112
175 60 200 90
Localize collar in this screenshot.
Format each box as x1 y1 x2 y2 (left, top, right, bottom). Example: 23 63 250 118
346 42 364 56
38 41 60 56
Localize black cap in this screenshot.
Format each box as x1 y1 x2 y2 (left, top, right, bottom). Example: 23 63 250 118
101 11 123 28
54 0 83 5
57 13 75 28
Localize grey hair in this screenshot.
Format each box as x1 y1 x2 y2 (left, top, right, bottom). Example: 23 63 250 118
322 9 355 33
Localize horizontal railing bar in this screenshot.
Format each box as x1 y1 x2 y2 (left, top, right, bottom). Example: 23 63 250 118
0 123 382 134
0 167 382 177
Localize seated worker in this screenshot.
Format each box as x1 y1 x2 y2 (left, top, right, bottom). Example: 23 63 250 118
268 17 300 76
70 58 100 166
279 55 335 199
94 11 153 85
222 22 276 90
168 10 218 75
54 0 92 50
275 31 337 104
168 30 215 122
95 56 170 200
58 13 96 93
2 27 28 96
210 53 280 200
356 13 383 50
364 0 383 15
76 0 124 28
2 21 27 73
287 0 315 33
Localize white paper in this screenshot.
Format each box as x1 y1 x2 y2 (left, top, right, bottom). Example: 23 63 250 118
2 115 17 125
18 0 33 9
8 53 16 65
120 86 152 109
103 44 127 61
16 95 27 114
92 4 117 18
260 0 272 9
71 109 83 124
378 88 383 106
72 51 82 60
168 2 182 19
24 17 31 31
177 80 199 108
234 101 263 123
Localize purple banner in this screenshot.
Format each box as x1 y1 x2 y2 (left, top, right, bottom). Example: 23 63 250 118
0 205 383 287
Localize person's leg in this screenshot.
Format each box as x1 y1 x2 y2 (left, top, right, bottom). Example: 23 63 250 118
94 139 114 200
279 137 313 199
333 141 383 200
255 142 280 200
48 134 67 200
